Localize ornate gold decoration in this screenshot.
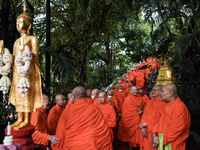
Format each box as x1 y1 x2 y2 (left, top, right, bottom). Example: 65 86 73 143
9 1 43 129
156 59 175 85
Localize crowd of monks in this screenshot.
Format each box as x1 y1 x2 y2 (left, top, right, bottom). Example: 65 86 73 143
28 57 191 150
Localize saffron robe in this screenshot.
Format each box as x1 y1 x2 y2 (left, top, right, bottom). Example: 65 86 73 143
117 95 144 147
97 103 117 142
114 90 126 110
106 97 121 113
30 107 49 146
85 97 93 104
152 97 191 150
135 71 145 89
140 98 166 150
47 104 64 135
52 98 112 150
141 94 150 110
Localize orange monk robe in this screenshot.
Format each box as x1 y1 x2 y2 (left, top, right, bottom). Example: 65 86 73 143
141 94 150 110
47 104 64 135
140 98 166 150
30 107 50 146
106 97 121 113
114 90 126 110
135 71 145 89
52 98 112 150
97 103 117 142
152 97 191 150
93 99 100 105
117 95 144 147
119 82 126 87
85 97 93 104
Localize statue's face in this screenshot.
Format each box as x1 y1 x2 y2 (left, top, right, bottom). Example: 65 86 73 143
16 18 28 33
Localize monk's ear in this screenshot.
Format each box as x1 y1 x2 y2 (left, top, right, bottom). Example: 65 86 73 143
169 91 173 97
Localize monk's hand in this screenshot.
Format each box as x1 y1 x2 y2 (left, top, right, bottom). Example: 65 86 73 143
139 122 147 129
141 128 149 138
138 109 143 115
152 133 159 149
49 135 59 145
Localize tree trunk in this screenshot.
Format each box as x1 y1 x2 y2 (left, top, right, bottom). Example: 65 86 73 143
45 0 51 97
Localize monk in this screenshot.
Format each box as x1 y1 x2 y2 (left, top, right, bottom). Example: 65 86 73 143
52 86 112 150
47 94 66 135
138 89 149 109
91 88 99 105
30 95 58 147
149 90 154 100
117 86 144 150
97 92 116 143
85 89 93 104
152 84 191 150
66 93 73 106
139 85 166 150
114 86 126 110
106 90 120 113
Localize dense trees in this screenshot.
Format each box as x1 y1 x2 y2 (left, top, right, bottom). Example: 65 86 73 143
0 0 200 102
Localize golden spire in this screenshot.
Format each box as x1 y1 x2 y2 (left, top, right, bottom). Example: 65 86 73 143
23 1 27 13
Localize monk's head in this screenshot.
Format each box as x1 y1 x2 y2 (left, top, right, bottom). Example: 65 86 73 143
68 93 73 103
152 85 162 99
42 95 50 111
130 86 138 96
86 89 91 97
71 86 86 103
98 92 106 104
161 84 178 103
119 86 122 92
128 84 132 88
56 94 66 108
107 90 114 99
118 80 121 84
91 89 99 100
125 79 129 83
138 89 144 97
116 84 119 89
122 85 126 89
149 90 154 100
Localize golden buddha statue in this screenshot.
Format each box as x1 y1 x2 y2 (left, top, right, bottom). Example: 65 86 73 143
9 1 43 129
155 59 175 85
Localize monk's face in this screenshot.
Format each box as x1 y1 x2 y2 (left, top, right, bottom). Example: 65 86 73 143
118 80 121 84
152 86 161 98
56 95 66 107
122 85 126 89
138 90 144 97
130 87 138 96
91 90 98 99
119 87 122 92
98 93 106 104
43 96 50 111
161 86 170 102
107 91 113 99
86 89 91 97
116 84 119 89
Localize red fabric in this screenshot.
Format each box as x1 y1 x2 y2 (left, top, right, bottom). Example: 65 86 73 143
47 104 64 135
106 97 121 113
52 98 112 150
117 95 144 147
114 90 126 110
93 99 100 105
140 98 166 150
152 97 191 150
30 107 50 146
141 94 150 110
135 72 145 89
97 103 117 142
85 97 93 104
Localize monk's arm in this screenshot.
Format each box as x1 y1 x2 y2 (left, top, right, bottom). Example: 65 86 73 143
162 107 189 145
108 107 117 128
31 112 50 146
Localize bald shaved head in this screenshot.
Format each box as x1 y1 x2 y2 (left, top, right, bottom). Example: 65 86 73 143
155 85 162 90
161 84 178 103
130 86 138 96
98 92 106 104
72 86 86 102
152 85 162 99
107 90 114 96
56 94 66 107
138 89 144 97
42 95 50 110
91 89 99 100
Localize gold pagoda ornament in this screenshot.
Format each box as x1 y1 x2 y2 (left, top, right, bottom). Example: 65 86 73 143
155 59 175 85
